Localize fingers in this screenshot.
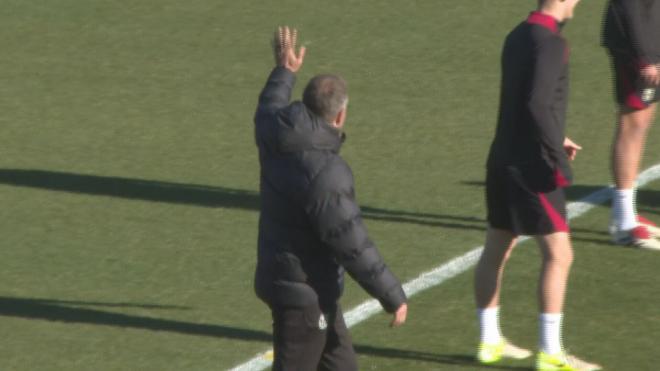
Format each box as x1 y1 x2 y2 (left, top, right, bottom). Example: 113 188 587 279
297 46 307 64
390 311 406 327
565 145 580 160
273 29 281 51
564 137 582 150
273 25 304 72
288 27 306 62
279 26 287 54
390 303 408 327
284 26 290 50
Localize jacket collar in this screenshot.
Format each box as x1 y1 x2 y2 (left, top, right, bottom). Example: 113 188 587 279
276 102 345 154
527 11 559 33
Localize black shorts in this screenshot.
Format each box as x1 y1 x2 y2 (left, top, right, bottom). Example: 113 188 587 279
271 303 357 371
610 53 660 110
486 166 569 236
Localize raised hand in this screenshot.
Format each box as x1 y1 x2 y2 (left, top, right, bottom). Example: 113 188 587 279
272 26 306 73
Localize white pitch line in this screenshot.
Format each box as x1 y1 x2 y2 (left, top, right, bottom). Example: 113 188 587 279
229 164 660 371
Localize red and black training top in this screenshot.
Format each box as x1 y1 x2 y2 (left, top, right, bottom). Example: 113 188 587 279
603 0 660 66
487 11 571 191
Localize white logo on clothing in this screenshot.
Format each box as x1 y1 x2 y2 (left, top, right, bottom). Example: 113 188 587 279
642 88 655 103
318 314 327 330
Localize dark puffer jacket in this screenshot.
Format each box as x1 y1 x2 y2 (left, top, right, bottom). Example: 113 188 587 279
253 67 407 313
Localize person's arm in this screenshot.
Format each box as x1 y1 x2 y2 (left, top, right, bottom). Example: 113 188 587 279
256 67 296 117
305 159 407 325
527 37 568 174
255 27 307 118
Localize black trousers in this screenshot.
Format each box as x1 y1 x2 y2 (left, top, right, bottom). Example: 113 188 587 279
271 303 357 371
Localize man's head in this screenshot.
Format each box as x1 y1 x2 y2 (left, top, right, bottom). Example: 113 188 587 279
538 0 581 21
303 74 348 129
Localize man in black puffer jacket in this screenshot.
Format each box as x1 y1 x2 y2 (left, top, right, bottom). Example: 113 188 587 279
253 27 408 371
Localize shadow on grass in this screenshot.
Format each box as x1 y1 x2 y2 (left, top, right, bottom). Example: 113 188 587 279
0 169 260 209
3 297 192 310
355 344 532 370
0 296 531 369
0 169 485 231
0 296 272 342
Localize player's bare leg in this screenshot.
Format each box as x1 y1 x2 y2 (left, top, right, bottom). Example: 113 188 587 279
536 232 573 316
610 103 660 250
534 231 601 371
536 231 573 358
612 104 656 190
475 228 517 309
474 228 531 364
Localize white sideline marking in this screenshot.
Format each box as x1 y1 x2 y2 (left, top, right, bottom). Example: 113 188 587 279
229 164 660 371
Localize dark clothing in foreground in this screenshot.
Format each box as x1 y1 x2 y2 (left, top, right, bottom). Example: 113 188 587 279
610 53 660 109
253 66 407 369
603 0 660 109
603 0 660 66
487 166 568 235
272 304 356 371
486 12 571 235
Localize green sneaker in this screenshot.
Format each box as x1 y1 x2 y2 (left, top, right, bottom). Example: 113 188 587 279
477 338 532 364
536 351 602 371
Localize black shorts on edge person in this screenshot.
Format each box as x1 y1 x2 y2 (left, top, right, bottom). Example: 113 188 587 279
486 165 569 236
610 53 660 110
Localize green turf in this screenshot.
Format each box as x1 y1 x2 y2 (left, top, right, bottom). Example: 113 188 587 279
1 0 659 370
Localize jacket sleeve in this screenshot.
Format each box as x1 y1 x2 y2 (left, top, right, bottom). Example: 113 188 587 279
255 66 296 121
527 37 567 176
305 159 407 313
617 0 657 65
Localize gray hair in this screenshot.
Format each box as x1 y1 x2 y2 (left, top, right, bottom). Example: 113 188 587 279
303 74 348 123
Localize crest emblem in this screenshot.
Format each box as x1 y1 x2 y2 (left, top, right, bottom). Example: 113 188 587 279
318 314 327 330
642 88 655 103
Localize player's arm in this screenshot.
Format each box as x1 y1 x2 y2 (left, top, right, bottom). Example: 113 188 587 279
305 159 407 326
527 37 568 174
255 26 306 118
617 0 660 84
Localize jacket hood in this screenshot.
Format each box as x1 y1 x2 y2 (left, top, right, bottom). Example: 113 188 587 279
273 102 345 154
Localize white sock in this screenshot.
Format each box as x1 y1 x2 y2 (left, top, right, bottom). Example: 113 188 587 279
612 188 637 231
540 313 563 355
478 307 502 344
